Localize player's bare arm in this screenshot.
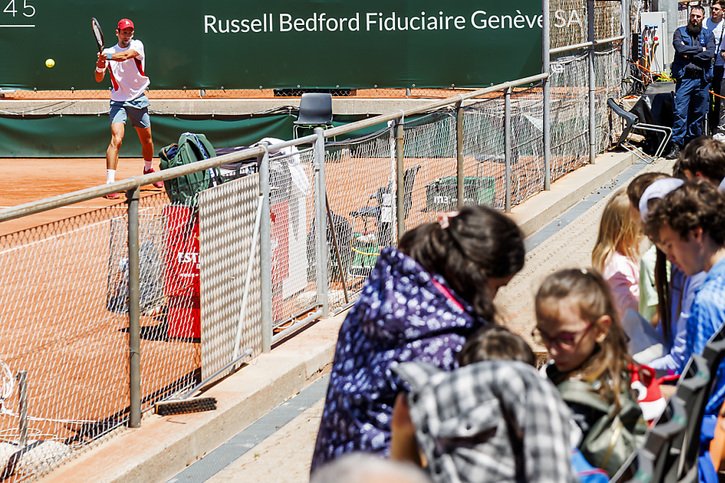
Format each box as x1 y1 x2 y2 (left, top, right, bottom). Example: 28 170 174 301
106 49 140 62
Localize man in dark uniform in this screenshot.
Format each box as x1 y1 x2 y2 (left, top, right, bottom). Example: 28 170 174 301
666 5 715 159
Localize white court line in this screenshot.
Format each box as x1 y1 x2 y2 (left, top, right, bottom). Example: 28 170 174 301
0 25 35 28
0 205 160 255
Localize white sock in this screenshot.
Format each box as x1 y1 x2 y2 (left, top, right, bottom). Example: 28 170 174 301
144 160 152 170
106 169 116 184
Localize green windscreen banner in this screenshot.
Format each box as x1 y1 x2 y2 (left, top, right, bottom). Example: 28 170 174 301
0 0 545 90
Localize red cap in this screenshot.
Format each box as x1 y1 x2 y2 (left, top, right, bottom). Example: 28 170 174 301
117 18 134 30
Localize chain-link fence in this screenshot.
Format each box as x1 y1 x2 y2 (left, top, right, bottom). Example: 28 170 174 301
0 9 628 480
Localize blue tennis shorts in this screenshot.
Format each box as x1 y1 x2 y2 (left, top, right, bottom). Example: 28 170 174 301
109 95 151 128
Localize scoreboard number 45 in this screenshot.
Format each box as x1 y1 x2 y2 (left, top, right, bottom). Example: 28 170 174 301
3 0 36 17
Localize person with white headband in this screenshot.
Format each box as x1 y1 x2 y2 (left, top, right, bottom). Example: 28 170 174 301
638 178 707 375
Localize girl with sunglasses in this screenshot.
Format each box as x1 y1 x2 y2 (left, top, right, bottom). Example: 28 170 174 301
534 268 648 476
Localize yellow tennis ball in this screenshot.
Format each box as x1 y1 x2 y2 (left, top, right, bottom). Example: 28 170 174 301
45 58 55 69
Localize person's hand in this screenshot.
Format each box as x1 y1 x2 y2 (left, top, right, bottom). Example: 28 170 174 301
96 52 107 69
390 393 422 465
391 393 415 437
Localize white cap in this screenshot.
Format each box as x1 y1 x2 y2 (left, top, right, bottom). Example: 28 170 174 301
639 178 684 222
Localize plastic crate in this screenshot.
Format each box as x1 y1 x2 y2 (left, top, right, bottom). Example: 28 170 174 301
425 176 496 211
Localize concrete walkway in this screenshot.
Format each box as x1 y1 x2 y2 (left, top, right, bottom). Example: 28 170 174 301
45 153 674 483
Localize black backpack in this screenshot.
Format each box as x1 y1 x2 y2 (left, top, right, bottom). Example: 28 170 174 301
159 132 223 206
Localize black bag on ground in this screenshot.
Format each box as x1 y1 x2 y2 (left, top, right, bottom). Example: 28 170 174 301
159 132 223 206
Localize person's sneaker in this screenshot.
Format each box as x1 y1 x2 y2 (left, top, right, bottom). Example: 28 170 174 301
664 144 680 160
714 133 725 144
104 192 121 200
143 167 164 189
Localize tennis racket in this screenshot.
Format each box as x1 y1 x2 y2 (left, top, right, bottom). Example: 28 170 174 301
91 17 104 54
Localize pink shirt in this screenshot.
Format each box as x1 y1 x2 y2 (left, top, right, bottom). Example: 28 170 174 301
602 252 640 319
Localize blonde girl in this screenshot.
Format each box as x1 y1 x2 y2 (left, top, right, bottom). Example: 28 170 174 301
534 268 646 476
592 189 643 318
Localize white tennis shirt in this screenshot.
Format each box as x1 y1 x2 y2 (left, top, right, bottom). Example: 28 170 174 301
103 39 150 102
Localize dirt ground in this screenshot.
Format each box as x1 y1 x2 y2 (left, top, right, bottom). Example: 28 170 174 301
0 157 164 236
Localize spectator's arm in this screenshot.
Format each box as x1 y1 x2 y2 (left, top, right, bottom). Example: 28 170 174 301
673 29 702 56
694 32 716 61
389 393 423 466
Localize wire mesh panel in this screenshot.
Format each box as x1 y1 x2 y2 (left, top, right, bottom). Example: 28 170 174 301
402 112 457 229
0 205 142 480
595 47 624 152
462 97 506 210
260 146 320 335
129 195 203 415
198 175 263 380
510 86 546 206
550 53 590 181
324 125 395 302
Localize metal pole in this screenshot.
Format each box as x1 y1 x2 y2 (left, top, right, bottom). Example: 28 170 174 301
235 196 264 358
395 120 405 241
259 150 273 352
126 187 141 428
504 88 513 213
314 128 329 316
17 371 27 448
456 101 465 208
542 0 552 190
588 0 597 165
621 0 630 78
325 194 349 303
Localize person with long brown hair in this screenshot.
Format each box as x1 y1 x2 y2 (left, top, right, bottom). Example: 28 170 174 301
592 189 643 318
534 268 647 476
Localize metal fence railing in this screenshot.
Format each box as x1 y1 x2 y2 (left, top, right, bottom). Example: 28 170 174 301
0 4 628 479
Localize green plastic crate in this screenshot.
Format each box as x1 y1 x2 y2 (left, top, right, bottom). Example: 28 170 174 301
425 176 496 211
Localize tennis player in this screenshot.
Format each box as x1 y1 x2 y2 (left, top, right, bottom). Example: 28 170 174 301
94 18 161 199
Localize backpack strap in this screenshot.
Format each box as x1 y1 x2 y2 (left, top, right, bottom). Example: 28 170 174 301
557 379 612 415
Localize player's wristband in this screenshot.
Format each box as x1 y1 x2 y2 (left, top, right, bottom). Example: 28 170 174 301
96 67 105 73
106 53 113 60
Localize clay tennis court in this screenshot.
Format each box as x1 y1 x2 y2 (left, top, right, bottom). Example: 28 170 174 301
0 157 199 454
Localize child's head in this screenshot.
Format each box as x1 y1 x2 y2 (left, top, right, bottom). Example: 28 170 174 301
398 205 525 322
534 269 632 404
677 135 725 185
645 179 725 275
457 324 536 367
626 172 670 215
592 189 641 273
